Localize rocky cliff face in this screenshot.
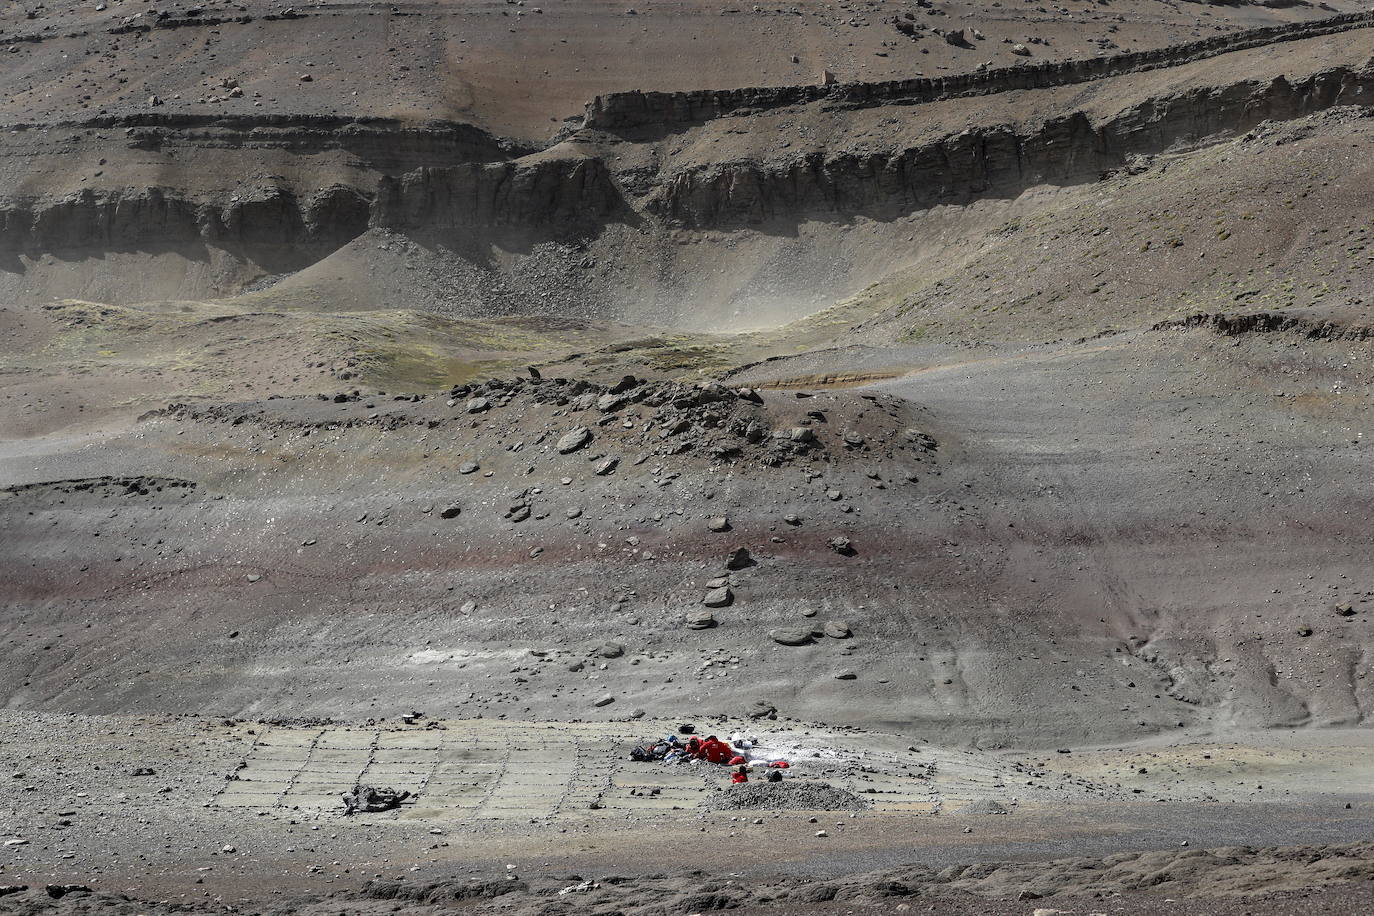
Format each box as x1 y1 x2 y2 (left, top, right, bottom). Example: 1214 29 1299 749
0 21 1368 286
583 12 1374 134
109 114 530 170
0 115 527 261
371 156 625 240
643 66 1374 228
0 184 370 256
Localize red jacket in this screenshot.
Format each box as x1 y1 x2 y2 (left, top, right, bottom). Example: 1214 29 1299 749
701 738 734 764
731 770 748 784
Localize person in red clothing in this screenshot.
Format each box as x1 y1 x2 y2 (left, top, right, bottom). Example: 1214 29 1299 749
701 736 734 764
731 765 749 784
685 736 704 758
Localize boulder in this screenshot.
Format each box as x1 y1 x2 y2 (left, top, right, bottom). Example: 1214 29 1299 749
823 620 852 639
609 374 639 394
703 586 733 608
557 426 592 453
686 610 717 630
770 627 813 646
725 547 755 570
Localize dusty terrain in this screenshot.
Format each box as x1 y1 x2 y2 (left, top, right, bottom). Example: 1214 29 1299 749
3 1 1374 913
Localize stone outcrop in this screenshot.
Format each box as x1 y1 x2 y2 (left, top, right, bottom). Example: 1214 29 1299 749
582 12 1374 134
0 184 369 254
0 115 536 257
643 65 1374 228
0 19 1370 272
371 155 625 239
1154 312 1374 341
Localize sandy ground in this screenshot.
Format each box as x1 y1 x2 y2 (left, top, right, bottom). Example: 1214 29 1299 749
3 714 1374 909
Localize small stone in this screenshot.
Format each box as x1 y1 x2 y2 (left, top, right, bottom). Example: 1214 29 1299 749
705 576 730 588
595 642 625 659
595 457 620 475
245 574 261 583
703 586 733 608
557 427 592 453
828 536 855 556
593 695 615 707
834 670 857 680
565 507 583 519
439 502 462 519
708 516 730 532
465 397 490 413
789 427 814 442
823 620 852 639
459 461 480 474
783 514 801 525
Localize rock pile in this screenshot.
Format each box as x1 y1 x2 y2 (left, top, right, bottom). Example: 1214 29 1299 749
342 785 411 814
708 780 871 811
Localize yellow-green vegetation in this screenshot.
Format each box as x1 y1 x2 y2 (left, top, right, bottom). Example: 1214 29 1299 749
23 299 628 404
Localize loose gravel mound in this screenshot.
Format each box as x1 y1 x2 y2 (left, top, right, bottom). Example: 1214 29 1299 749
960 799 1011 815
707 780 870 811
